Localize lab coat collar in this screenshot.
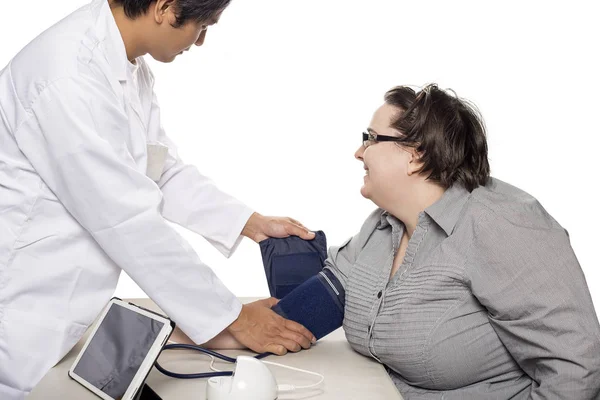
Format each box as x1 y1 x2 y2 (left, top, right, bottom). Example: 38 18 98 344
92 0 132 82
424 184 470 236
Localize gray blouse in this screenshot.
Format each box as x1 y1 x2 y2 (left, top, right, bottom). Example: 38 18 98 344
325 178 600 399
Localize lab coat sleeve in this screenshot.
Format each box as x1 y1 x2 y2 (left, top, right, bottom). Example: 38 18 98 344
13 76 241 345
148 92 254 258
468 210 600 399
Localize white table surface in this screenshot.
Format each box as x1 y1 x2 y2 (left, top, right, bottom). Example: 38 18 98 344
28 297 403 400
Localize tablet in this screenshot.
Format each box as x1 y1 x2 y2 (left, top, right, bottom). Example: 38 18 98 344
68 298 175 400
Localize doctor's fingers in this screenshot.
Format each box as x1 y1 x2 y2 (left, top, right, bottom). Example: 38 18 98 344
270 336 303 354
264 343 288 356
255 296 279 308
284 318 316 345
288 218 306 229
283 219 315 240
279 329 312 350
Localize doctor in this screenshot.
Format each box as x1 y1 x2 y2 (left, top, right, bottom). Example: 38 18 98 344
0 0 316 398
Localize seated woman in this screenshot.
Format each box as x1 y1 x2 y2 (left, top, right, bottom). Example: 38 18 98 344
174 84 600 399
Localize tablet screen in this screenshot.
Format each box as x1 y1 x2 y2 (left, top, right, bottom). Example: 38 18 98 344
72 303 164 399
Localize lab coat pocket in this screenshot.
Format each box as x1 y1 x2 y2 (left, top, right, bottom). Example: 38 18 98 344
146 141 168 182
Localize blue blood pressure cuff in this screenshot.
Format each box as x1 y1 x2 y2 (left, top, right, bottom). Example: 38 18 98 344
259 231 328 299
272 269 345 340
259 232 345 340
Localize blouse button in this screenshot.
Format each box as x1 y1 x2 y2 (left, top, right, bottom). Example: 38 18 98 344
377 291 382 299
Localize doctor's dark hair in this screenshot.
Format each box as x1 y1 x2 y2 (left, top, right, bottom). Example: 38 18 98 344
112 0 231 27
384 84 490 192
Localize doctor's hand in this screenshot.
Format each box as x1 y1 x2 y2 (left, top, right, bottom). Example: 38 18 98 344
226 297 316 355
242 212 315 243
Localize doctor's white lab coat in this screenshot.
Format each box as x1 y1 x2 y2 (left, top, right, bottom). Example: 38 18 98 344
0 1 254 398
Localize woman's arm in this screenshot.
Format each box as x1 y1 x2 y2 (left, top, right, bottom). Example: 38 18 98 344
469 210 600 399
169 211 381 349
323 209 382 289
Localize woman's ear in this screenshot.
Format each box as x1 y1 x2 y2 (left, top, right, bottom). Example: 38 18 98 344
406 147 422 177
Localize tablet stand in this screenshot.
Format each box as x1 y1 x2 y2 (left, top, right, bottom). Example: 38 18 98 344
134 383 163 400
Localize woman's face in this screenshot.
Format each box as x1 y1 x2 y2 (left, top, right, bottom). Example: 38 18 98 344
354 103 417 208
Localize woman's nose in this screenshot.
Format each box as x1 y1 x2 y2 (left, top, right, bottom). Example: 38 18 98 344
354 145 365 161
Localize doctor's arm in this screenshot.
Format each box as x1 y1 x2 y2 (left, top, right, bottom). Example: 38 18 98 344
173 227 366 349
147 91 313 256
15 76 312 355
469 212 600 399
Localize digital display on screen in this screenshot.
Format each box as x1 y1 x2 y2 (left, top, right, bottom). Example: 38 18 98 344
73 304 164 399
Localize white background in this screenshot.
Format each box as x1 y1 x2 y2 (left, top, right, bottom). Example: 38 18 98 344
2 1 599 311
